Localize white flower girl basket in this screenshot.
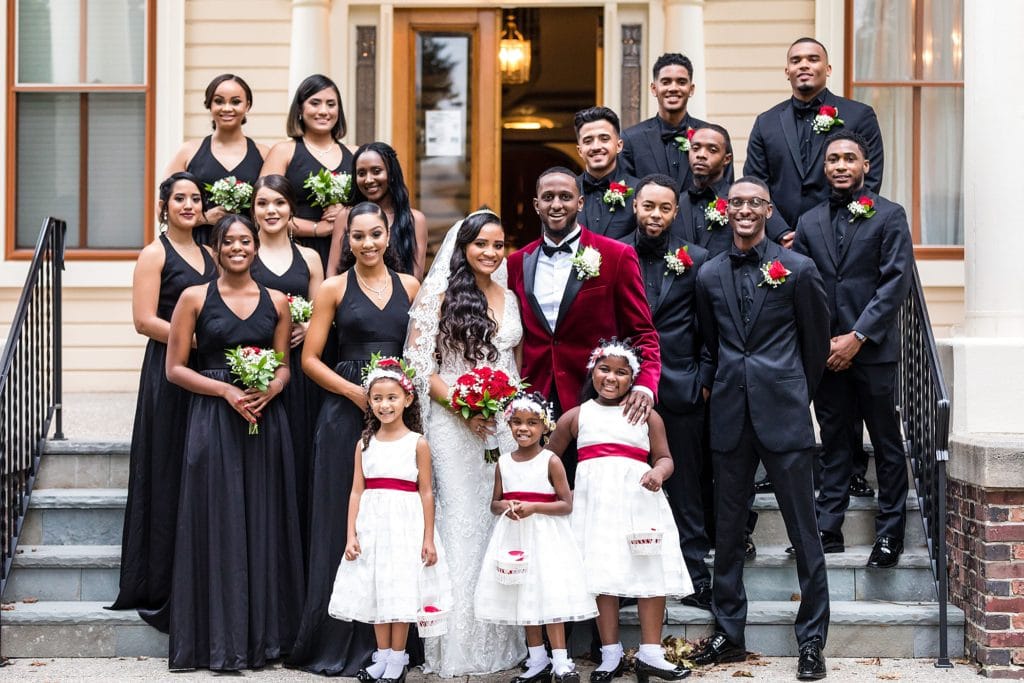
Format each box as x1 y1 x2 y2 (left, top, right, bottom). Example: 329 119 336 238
626 487 664 556
495 509 531 585
416 562 449 638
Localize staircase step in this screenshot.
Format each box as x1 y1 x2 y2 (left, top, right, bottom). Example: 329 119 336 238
0 601 166 657
38 441 130 489
750 493 927 547
22 489 126 545
3 546 120 602
620 601 964 658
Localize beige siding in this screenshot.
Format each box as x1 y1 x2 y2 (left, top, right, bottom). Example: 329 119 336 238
923 286 966 340
704 0 816 170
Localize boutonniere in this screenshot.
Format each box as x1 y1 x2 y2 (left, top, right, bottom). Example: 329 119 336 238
704 197 729 229
602 182 634 213
675 127 695 152
570 246 602 280
664 245 694 276
811 105 844 134
758 260 791 288
847 196 876 222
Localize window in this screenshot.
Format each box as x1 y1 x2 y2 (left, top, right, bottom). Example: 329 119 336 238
847 0 964 253
8 0 154 256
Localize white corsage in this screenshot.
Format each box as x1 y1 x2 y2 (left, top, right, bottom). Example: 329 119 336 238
570 246 602 281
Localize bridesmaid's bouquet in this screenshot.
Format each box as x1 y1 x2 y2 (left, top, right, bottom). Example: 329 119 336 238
204 176 254 213
287 294 313 323
304 168 353 208
225 345 284 435
445 367 524 463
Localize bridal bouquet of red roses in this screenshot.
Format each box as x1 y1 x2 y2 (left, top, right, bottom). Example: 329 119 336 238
446 367 524 463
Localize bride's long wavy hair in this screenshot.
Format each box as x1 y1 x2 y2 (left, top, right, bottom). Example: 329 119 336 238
438 210 503 365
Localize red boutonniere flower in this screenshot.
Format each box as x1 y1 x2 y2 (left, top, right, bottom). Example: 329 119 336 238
664 245 694 276
847 196 877 222
602 181 634 212
758 260 791 288
675 127 696 152
704 197 728 228
811 105 844 134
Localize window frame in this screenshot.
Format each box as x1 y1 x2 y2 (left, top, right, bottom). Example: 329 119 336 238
844 0 964 260
5 0 156 260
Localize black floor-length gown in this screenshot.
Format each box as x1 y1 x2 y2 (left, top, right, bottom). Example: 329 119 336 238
186 134 264 245
284 138 354 270
169 282 305 671
251 242 323 564
286 268 424 674
109 235 216 632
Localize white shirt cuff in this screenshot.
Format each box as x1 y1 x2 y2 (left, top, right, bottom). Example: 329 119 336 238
631 385 654 400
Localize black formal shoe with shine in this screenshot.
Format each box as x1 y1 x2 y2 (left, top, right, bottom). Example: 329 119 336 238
379 667 407 683
786 530 844 555
634 658 691 682
753 478 775 494
692 633 746 666
744 534 757 561
588 658 624 683
554 670 581 683
513 664 552 683
866 536 903 568
849 473 875 498
796 639 826 680
356 669 377 683
680 582 712 610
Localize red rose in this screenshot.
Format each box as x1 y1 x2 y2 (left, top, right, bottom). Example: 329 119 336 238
686 127 695 140
675 247 694 268
423 605 440 613
857 196 874 209
714 197 728 214
818 105 838 118
465 390 483 407
475 367 493 380
235 180 244 185
609 182 627 194
767 260 789 280
378 358 400 368
247 346 260 354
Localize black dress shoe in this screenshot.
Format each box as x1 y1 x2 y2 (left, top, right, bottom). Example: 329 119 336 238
356 669 378 683
588 658 624 683
786 530 844 555
753 478 775 494
796 639 826 680
692 633 746 666
554 670 581 683
634 658 690 682
680 582 712 610
849 474 875 498
744 534 757 561
513 664 552 683
380 667 407 683
866 536 903 568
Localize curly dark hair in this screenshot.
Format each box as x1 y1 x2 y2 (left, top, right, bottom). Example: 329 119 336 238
360 376 424 449
579 337 641 404
347 142 417 276
438 210 504 365
337 201 403 273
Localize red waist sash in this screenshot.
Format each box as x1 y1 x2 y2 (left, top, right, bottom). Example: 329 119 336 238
577 443 649 463
365 477 417 492
502 491 558 503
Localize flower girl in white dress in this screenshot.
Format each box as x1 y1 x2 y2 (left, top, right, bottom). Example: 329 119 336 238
474 393 597 683
328 356 452 683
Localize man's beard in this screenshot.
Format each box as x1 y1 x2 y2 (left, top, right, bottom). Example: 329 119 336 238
542 211 579 242
692 171 711 187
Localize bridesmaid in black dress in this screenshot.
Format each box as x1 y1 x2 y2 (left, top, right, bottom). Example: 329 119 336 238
166 215 304 671
287 202 422 675
249 174 324 563
262 74 356 270
110 172 216 632
163 74 267 245
325 141 429 280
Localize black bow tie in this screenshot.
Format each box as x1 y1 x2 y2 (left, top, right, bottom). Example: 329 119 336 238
829 190 854 209
688 185 715 202
542 243 574 257
581 175 610 194
636 232 668 257
792 97 822 116
730 250 760 268
661 128 688 144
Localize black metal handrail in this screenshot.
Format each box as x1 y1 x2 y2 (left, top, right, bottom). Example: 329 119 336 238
896 262 952 668
0 217 65 658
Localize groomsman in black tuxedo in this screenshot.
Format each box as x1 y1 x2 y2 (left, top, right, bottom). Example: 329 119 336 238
622 174 714 609
574 107 641 240
620 53 730 193
793 131 913 568
744 37 884 233
677 124 791 256
693 177 830 680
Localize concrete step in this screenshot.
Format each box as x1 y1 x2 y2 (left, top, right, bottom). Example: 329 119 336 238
38 441 130 489
750 492 927 547
0 601 166 657
3 546 120 602
22 489 126 545
621 600 965 658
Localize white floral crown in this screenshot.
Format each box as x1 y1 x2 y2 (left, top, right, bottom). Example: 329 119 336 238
586 340 641 376
361 353 416 394
504 394 557 432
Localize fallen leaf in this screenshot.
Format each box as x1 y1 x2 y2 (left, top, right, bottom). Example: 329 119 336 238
136 656 148 661
0 604 15 611
790 593 801 601
21 597 38 604
877 675 900 680
857 658 882 665
731 671 754 678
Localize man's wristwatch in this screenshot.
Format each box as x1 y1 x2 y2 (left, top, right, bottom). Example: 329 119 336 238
853 331 867 343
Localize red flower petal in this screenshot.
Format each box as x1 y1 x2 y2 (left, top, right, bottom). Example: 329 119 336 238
423 605 440 613
767 261 788 280
858 197 873 208
819 105 838 118
686 127 695 140
715 197 728 213
609 182 627 193
508 550 524 556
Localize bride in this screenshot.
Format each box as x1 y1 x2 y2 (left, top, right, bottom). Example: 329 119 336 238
405 209 527 675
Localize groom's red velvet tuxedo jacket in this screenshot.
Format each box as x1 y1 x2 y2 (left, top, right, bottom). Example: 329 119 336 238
507 227 661 411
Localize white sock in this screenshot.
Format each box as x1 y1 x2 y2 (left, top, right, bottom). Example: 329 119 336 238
551 648 574 676
366 648 391 678
636 643 675 669
383 649 408 679
596 643 623 672
523 644 551 677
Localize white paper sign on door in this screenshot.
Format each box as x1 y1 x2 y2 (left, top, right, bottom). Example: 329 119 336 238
425 109 464 157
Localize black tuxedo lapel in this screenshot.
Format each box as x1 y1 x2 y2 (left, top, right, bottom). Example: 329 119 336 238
746 242 779 334
523 246 553 336
779 107 806 180
838 200 868 264
653 238 682 314
816 206 839 267
645 123 672 179
717 256 747 342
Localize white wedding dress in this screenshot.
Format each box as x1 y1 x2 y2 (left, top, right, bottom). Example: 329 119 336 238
405 220 527 676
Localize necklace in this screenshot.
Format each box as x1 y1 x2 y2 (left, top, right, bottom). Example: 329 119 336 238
304 137 336 158
355 269 390 300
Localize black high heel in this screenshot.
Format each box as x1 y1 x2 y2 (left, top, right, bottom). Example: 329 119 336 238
634 658 691 683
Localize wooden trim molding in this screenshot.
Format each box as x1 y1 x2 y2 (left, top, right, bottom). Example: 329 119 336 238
620 24 642 130
355 26 377 144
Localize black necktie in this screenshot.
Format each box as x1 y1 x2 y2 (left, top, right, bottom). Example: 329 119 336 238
793 98 821 167
730 251 758 326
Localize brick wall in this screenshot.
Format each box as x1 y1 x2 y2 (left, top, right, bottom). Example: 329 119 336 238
948 478 1024 678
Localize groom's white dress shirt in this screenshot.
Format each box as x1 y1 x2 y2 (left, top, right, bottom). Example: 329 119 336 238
534 226 581 332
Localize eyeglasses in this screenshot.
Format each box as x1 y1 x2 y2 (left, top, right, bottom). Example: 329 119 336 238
727 197 770 209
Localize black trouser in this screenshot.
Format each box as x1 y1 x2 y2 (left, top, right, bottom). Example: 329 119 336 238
850 418 870 479
659 405 712 587
711 415 830 649
813 363 907 541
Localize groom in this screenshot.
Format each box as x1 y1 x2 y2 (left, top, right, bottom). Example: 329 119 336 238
507 167 661 483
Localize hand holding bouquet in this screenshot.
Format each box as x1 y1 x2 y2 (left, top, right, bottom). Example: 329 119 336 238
225 345 284 435
446 367 524 463
204 176 254 213
304 168 353 208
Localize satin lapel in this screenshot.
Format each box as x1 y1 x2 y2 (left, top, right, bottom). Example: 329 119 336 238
653 238 680 314
779 107 806 179
838 198 869 264
555 231 589 329
717 256 747 342
646 122 672 176
746 242 776 334
817 205 838 267
523 246 553 336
